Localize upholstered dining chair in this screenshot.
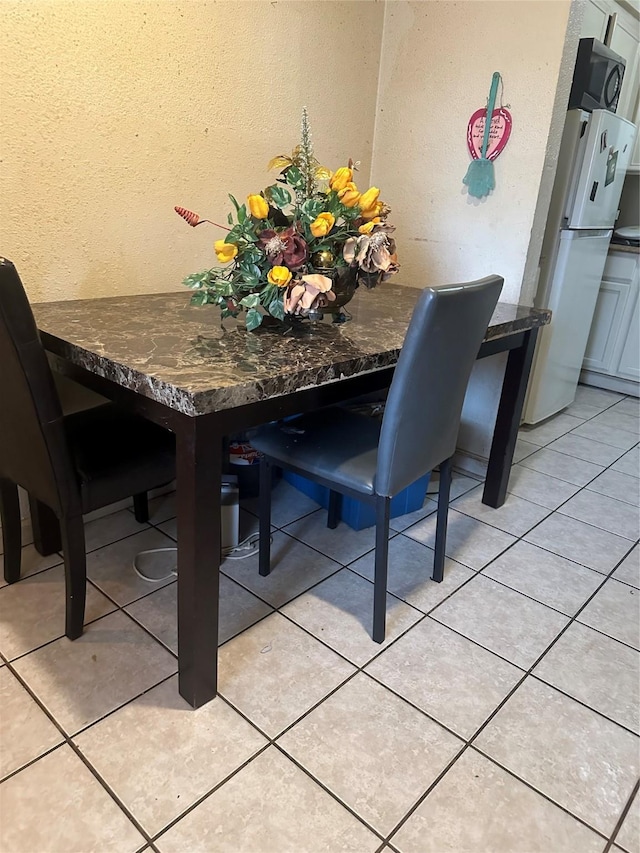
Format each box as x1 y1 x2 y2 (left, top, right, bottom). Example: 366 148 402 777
251 275 503 643
0 257 176 639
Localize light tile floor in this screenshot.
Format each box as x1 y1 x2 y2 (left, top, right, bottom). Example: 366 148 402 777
0 384 639 853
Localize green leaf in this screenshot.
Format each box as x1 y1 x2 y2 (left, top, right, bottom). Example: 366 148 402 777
190 291 209 306
183 271 211 289
237 204 247 225
221 306 240 319
226 224 244 242
239 261 262 278
240 293 260 308
240 220 257 241
220 281 235 297
245 308 263 331
227 212 233 226
243 247 263 265
260 283 276 305
236 274 259 287
228 194 240 213
285 165 303 189
268 297 285 320
300 198 324 221
266 184 292 208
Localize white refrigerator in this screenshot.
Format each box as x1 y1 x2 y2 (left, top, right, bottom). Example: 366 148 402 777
523 108 637 424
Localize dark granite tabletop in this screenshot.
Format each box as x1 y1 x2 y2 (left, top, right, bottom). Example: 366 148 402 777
33 282 551 416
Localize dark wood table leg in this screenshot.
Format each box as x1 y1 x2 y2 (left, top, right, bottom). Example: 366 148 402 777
29 496 62 556
483 328 539 508
175 415 222 708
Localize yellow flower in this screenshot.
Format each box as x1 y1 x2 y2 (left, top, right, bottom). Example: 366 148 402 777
358 217 381 234
310 212 335 238
361 201 385 220
329 167 353 192
267 265 292 288
214 240 238 263
337 182 361 208
358 186 380 218
247 194 269 219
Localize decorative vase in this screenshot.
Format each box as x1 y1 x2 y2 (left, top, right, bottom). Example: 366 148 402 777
313 265 360 314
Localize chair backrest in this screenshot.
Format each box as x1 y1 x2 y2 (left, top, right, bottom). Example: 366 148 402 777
376 275 503 497
0 257 78 514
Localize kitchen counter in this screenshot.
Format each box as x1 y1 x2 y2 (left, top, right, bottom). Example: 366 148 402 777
609 243 640 255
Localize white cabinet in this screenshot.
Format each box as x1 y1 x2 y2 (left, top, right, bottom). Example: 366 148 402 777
582 0 611 38
618 285 640 379
583 278 633 370
581 1 640 125
609 6 640 123
630 89 640 171
582 248 640 394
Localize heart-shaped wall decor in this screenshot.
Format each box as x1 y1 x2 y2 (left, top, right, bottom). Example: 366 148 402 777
467 107 512 161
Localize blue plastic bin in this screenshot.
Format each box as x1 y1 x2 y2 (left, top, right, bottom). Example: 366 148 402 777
283 470 431 530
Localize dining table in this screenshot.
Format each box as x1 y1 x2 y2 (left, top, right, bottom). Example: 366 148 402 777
32 281 551 709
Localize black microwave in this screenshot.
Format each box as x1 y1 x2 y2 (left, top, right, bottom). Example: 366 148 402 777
568 38 626 113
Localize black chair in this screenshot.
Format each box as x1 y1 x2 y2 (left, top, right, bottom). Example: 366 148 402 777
251 276 503 643
0 257 176 639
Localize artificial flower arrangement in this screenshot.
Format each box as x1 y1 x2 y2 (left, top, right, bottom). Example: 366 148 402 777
175 109 399 330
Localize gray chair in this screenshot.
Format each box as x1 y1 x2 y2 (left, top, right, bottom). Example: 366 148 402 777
251 275 503 643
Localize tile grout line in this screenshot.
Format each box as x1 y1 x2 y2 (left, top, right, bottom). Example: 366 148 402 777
604 777 640 853
3 587 182 669
0 518 177 591
87 398 640 845
215 543 635 849
399 427 638 574
430 485 637 550
138 680 390 848
120 436 640 768
485 424 640 561
146 740 274 847
2 392 637 847
143 438 639 847
381 529 636 848
526 672 639 738
378 403 640 846
519 393 638 447
0 657 162 848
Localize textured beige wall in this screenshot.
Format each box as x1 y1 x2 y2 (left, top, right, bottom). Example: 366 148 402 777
0 0 385 302
372 0 572 304
2 0 575 465
372 0 572 463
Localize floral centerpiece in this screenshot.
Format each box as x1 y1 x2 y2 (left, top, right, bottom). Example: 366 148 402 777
175 109 399 330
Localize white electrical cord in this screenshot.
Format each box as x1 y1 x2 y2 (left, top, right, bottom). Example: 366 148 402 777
132 532 266 583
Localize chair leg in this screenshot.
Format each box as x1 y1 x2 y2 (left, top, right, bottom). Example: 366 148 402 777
29 495 62 556
433 457 452 583
372 494 391 644
133 492 150 523
0 479 21 584
59 514 87 640
258 456 272 577
327 490 341 529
